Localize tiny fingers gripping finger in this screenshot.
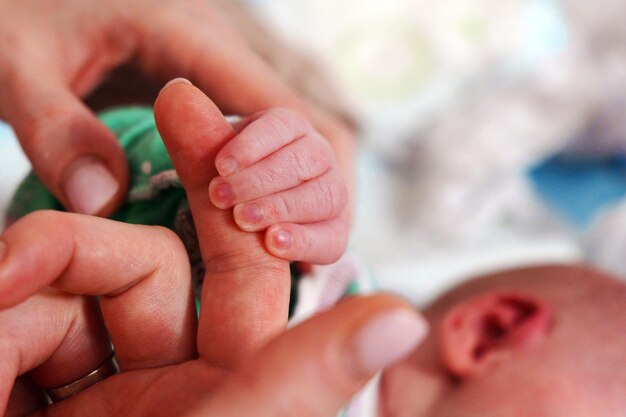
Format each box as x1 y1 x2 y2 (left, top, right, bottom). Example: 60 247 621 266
206 295 428 417
233 170 348 232
155 81 290 369
265 216 350 265
209 133 335 209
215 108 311 176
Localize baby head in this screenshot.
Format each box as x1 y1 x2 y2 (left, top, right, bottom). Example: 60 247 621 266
380 265 626 416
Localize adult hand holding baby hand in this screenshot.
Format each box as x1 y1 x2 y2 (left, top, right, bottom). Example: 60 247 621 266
0 212 426 417
0 82 426 416
0 0 304 217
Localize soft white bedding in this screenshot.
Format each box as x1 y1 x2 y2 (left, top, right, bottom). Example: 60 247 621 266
0 124 29 232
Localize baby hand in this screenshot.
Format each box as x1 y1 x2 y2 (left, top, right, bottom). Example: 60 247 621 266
209 108 349 264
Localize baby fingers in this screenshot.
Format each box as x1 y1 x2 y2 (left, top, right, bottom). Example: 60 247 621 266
232 170 348 232
215 108 312 177
209 116 335 209
264 216 350 264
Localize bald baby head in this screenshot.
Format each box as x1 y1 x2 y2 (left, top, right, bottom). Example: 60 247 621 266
381 265 626 417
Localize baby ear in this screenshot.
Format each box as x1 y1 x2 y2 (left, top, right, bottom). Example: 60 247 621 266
438 292 551 378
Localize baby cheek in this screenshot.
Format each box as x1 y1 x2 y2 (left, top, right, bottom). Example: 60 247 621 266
378 357 440 417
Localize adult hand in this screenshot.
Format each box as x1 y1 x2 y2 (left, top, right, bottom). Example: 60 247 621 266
0 82 426 416
0 0 305 217
0 214 425 416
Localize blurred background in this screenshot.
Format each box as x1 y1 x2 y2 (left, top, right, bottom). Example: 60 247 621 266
2 0 626 304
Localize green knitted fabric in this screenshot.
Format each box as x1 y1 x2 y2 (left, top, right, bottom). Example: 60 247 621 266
8 107 187 228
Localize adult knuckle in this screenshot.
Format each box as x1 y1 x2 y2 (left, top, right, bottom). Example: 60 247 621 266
153 226 186 256
204 249 285 277
23 103 72 148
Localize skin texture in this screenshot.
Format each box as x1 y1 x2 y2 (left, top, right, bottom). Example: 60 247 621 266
211 107 349 264
0 0 354 262
380 264 626 417
0 81 426 417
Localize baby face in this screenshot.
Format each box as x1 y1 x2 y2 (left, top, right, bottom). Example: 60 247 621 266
379 265 626 417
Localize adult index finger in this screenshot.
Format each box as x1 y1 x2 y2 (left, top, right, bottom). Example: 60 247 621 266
154 80 291 369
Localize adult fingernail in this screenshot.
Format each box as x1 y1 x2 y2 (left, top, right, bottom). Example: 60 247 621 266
354 309 428 374
162 78 192 92
235 204 264 229
216 157 239 176
271 229 293 250
64 157 120 215
209 181 236 208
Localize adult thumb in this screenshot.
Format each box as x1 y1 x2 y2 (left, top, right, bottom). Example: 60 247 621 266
207 294 428 417
0 72 128 216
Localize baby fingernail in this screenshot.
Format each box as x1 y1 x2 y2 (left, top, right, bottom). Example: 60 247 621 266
272 229 293 250
236 204 264 228
210 181 236 207
217 157 239 176
354 310 428 374
64 157 120 215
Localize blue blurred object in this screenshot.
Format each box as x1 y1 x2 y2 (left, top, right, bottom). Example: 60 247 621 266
528 154 626 228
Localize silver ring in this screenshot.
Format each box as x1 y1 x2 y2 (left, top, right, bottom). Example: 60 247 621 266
46 354 119 402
